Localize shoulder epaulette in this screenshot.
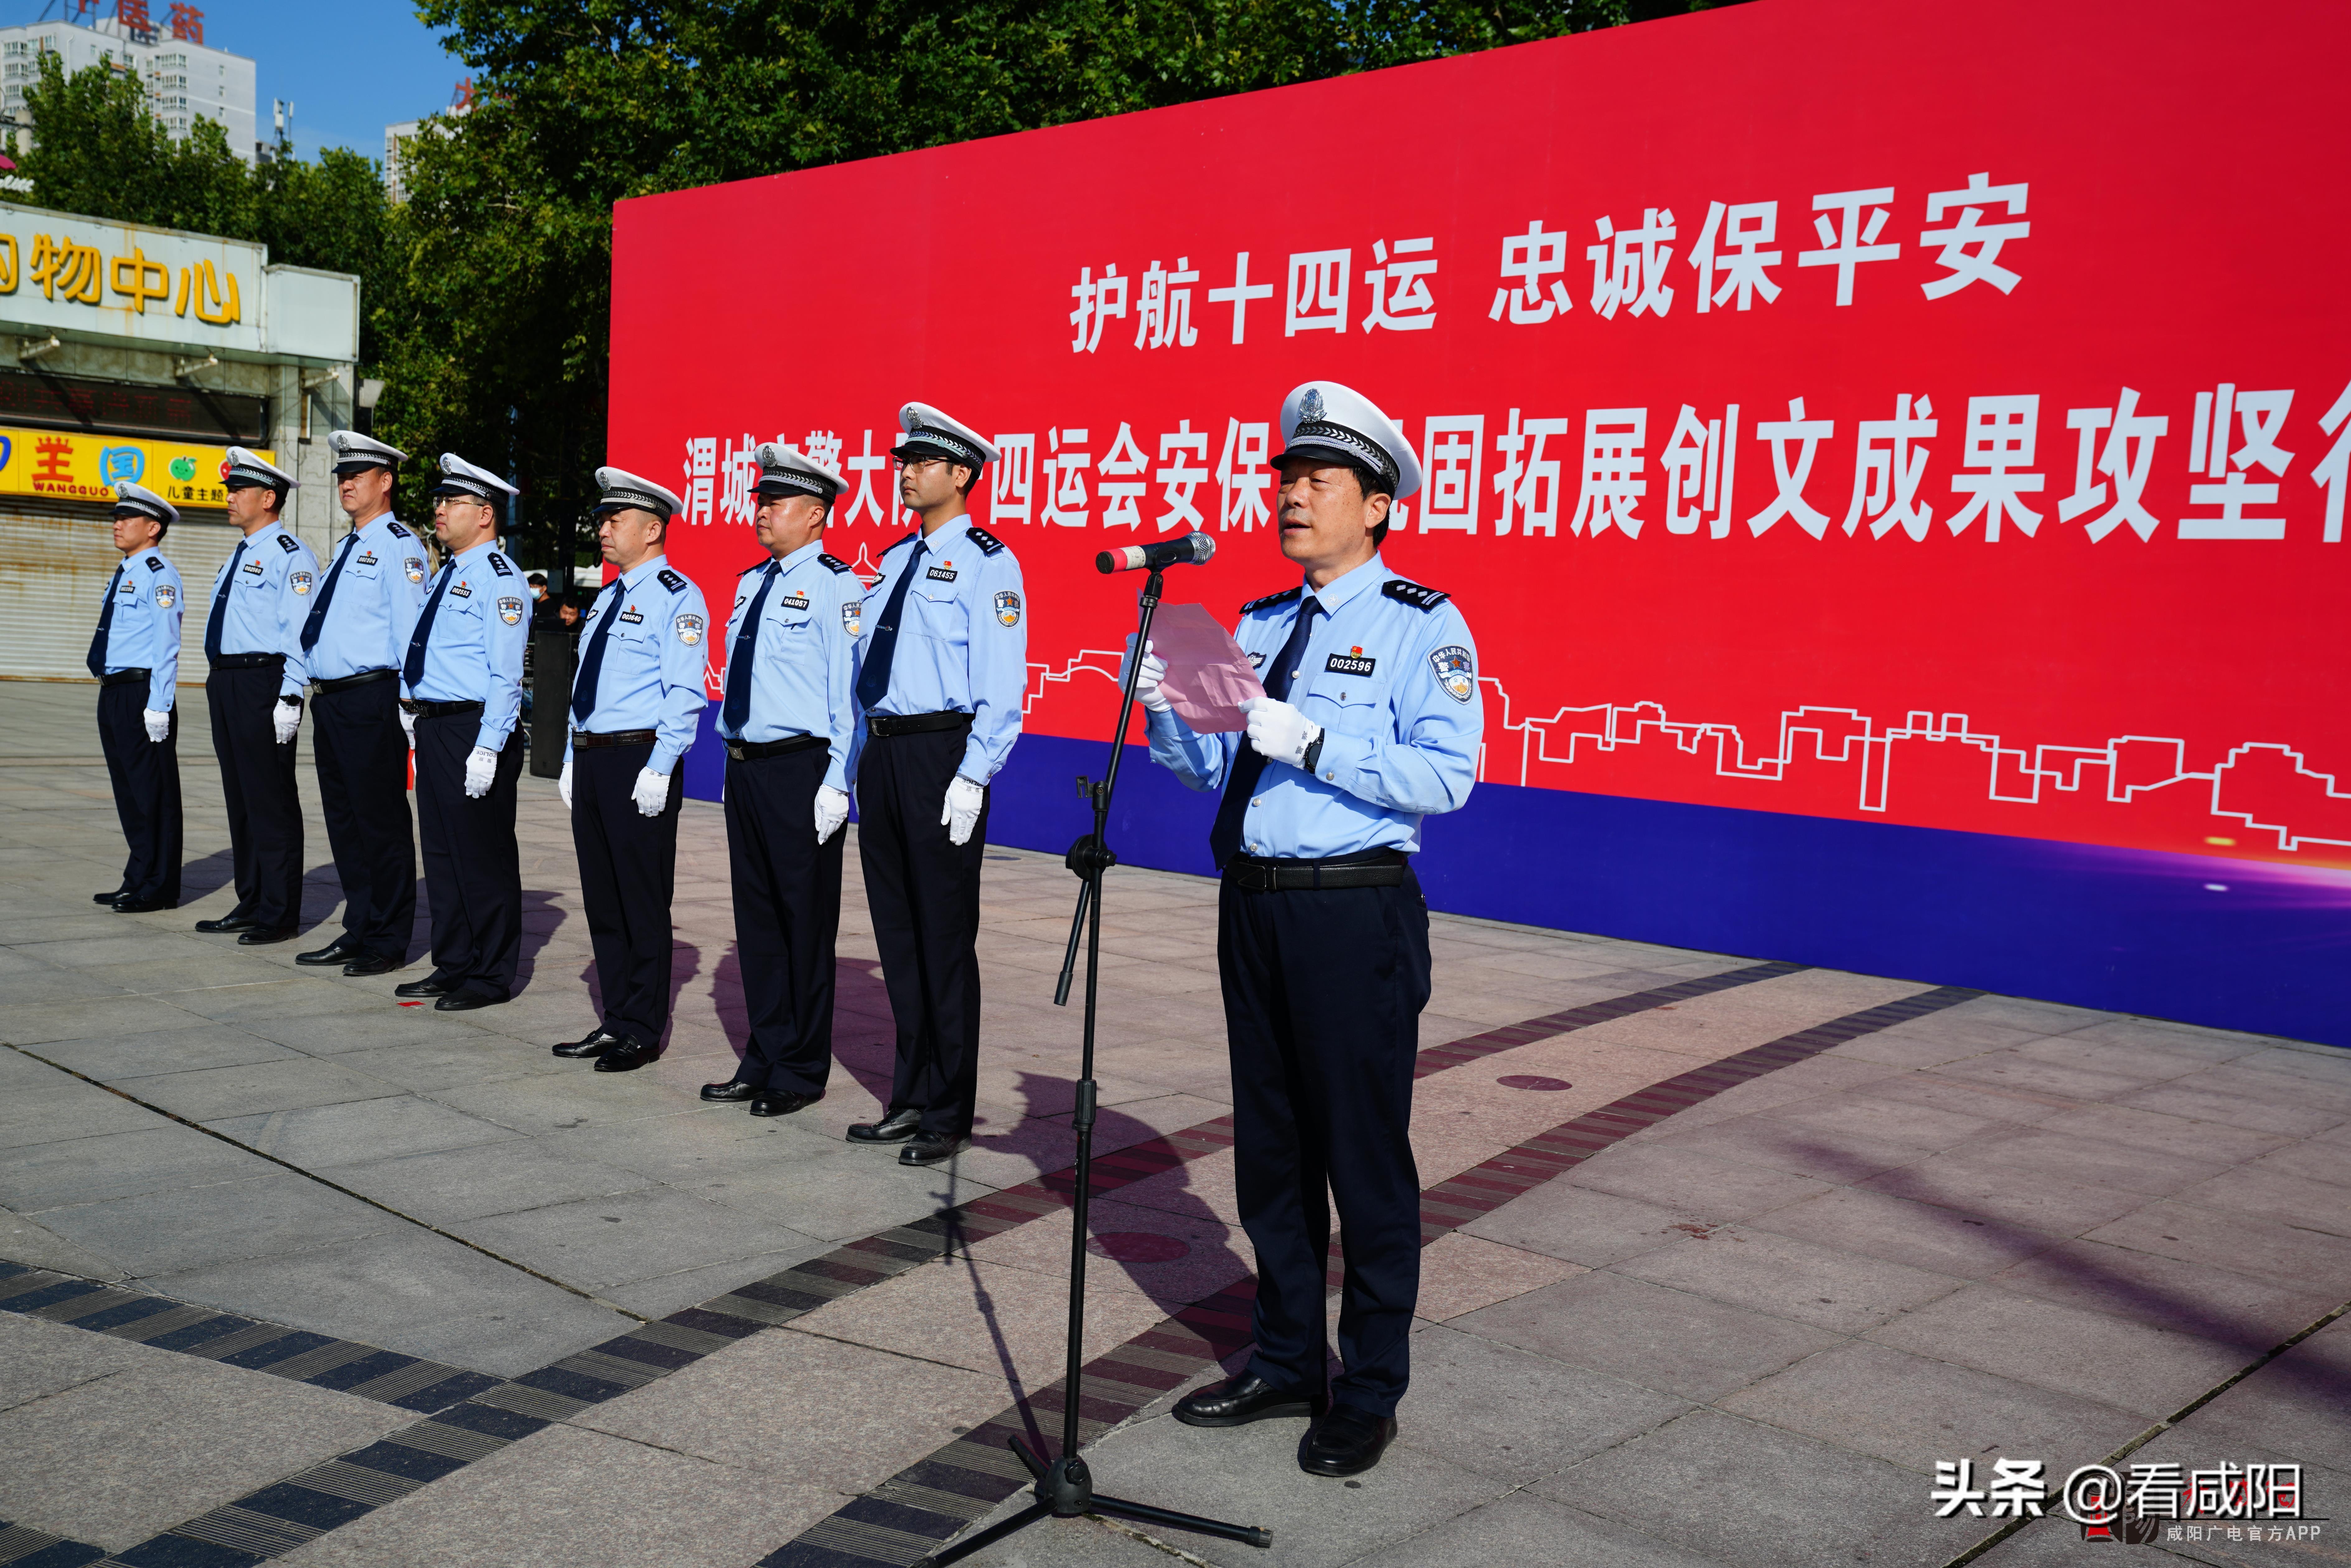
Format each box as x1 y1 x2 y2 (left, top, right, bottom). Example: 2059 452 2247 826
657 567 688 594
387 522 412 539
276 533 300 553
965 525 1007 557
1241 586 1303 615
1382 579 1449 611
487 553 514 577
817 553 851 575
882 531 920 555
143 554 165 572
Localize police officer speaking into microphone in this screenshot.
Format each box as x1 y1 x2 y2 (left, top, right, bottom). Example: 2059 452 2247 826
553 467 711 1074
1131 381 1481 1478
847 402 1025 1167
198 447 318 945
700 444 860 1118
293 431 428 976
396 455 529 1011
90 481 185 913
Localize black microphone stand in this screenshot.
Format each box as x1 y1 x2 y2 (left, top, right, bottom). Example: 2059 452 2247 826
915 566 1270 1566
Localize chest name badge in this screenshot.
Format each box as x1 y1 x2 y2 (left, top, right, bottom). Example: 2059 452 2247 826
498 596 524 625
115 576 137 596
1429 645 1476 703
925 562 958 583
779 592 810 612
241 558 264 577
993 590 1021 627
452 580 474 599
290 570 314 596
618 605 644 624
356 551 378 567
1324 648 1377 678
676 613 704 646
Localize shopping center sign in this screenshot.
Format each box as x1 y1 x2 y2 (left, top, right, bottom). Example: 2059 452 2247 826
0 423 274 509
0 200 262 355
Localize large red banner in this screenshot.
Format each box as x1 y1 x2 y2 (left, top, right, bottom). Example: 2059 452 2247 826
612 0 2351 873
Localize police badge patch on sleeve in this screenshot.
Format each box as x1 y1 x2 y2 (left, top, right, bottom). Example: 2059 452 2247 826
404 557 427 584
1429 645 1476 702
155 585 176 609
842 601 863 636
290 571 313 596
675 613 704 646
498 596 524 625
993 590 1021 627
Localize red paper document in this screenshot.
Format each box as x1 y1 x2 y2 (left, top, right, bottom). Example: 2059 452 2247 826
1149 603 1264 733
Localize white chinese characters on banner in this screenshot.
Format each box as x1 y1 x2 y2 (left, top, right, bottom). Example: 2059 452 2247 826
801 429 844 476
1920 173 2030 299
717 434 761 527
2315 381 2351 543
1362 237 1439 332
1156 421 1209 533
1571 409 1650 536
1945 396 2044 541
1207 252 1275 345
1799 188 1900 307
2185 385 2293 540
1135 259 1201 350
1690 201 1782 313
1042 428 1093 528
682 437 717 526
1490 221 1573 324
1661 404 1741 537
1098 423 1149 530
1494 410 1568 537
1287 250 1350 336
1844 393 1938 539
2057 389 2166 542
1588 210 1676 319
1071 264 1129 353
839 430 890 527
991 434 1036 528
1419 416 1485 532
1216 419 1274 531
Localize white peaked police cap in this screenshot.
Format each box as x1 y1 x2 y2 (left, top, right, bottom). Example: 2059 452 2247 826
593 466 684 522
223 445 298 491
752 442 847 502
1273 381 1423 501
326 430 408 475
433 452 520 500
114 480 179 526
892 402 1000 469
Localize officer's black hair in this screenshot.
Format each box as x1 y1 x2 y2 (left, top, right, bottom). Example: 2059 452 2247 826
268 481 291 512
953 461 980 499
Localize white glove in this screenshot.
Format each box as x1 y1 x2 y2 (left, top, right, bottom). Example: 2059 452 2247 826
813 784 850 842
399 707 417 748
941 774 985 846
631 766 670 818
272 698 301 746
142 708 171 743
1121 635 1172 714
464 746 498 798
559 755 573 808
1241 696 1321 771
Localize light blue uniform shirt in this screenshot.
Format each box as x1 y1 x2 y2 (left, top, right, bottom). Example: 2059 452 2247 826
407 538 530 753
565 555 712 776
99 545 184 711
205 519 318 697
304 510 429 682
720 540 861 795
854 516 1026 784
1147 552 1482 859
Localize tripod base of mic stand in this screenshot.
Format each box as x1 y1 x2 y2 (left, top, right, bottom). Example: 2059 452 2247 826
911 1436 1272 1566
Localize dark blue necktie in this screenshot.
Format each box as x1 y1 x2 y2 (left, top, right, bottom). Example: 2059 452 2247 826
854 540 926 712
87 563 124 678
402 563 454 688
204 540 247 662
1208 597 1321 869
723 561 779 734
570 580 623 726
300 532 358 653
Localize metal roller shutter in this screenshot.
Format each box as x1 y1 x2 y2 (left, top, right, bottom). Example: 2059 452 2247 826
0 504 243 685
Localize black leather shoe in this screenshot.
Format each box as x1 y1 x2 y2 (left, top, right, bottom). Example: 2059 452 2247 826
552 1030 622 1059
195 915 261 934
111 896 175 913
434 989 505 1012
394 976 461 999
749 1090 819 1117
1173 1374 1320 1429
847 1108 921 1143
94 889 126 904
898 1132 962 1165
237 926 298 946
700 1081 757 1103
341 953 401 977
295 940 361 966
593 1039 660 1073
1300 1406 1397 1477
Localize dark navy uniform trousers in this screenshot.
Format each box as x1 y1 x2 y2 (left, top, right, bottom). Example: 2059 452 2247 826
856 725 987 1139
311 676 416 960
205 661 304 930
1219 868 1431 1418
723 743 842 1096
414 712 524 1001
571 741 682 1051
96 679 181 905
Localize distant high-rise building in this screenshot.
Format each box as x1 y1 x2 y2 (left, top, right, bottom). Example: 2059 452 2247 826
384 78 473 204
0 6 257 163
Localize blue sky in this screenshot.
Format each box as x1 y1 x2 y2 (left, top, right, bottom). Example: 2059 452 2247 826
7 0 469 161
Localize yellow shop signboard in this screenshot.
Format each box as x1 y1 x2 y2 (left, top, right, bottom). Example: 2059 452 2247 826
0 425 272 510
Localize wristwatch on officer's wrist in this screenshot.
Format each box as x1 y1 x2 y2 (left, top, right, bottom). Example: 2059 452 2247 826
1301 730 1325 774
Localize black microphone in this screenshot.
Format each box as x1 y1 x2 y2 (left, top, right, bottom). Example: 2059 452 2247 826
1097 532 1215 574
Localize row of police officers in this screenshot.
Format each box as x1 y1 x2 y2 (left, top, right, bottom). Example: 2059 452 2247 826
87 382 1477 1480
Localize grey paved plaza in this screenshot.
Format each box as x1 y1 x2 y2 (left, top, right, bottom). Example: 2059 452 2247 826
0 676 2345 1568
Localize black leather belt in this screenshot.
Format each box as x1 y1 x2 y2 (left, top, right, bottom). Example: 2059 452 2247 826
866 710 973 739
315 669 395 693
572 728 657 749
1223 849 1409 892
209 652 285 670
725 733 827 762
100 669 149 688
408 700 484 719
